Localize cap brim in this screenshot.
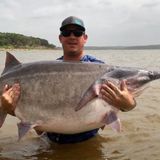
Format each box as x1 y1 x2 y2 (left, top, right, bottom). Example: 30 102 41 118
60 24 85 31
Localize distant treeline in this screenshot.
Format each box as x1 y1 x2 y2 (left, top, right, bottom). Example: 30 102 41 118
85 45 160 50
0 32 56 49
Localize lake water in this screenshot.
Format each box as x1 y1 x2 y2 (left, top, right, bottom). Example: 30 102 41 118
0 49 160 160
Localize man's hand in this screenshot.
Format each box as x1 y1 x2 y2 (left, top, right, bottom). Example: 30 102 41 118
100 80 136 111
1 83 21 116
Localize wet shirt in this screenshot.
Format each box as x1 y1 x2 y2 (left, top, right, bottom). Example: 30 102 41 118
57 55 104 63
46 55 105 144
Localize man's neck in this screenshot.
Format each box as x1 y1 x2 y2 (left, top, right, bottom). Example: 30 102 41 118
63 53 84 61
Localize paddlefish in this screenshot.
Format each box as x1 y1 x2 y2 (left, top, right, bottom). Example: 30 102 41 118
0 52 160 140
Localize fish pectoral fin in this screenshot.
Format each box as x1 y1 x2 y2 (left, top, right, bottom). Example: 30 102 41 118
109 118 121 132
75 82 101 111
102 110 121 132
0 107 7 128
17 122 37 140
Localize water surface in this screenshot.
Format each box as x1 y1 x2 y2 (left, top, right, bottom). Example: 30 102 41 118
0 49 160 160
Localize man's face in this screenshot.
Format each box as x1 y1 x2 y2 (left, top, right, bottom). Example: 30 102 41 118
59 25 88 57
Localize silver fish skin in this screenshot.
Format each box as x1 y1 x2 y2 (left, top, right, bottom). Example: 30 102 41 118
0 52 160 140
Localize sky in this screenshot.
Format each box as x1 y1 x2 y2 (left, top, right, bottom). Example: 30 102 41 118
0 0 160 47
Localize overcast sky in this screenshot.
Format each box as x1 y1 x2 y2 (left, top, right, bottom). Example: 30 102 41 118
0 0 160 47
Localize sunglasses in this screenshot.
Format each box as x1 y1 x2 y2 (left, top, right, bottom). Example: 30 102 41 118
61 30 84 37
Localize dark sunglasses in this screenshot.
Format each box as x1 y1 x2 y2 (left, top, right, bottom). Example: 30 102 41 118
61 30 84 37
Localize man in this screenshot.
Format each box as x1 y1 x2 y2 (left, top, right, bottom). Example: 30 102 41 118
1 16 136 144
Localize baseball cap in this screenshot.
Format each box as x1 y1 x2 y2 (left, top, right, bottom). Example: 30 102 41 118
60 16 85 31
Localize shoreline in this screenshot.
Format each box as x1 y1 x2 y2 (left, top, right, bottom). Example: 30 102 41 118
0 47 62 52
